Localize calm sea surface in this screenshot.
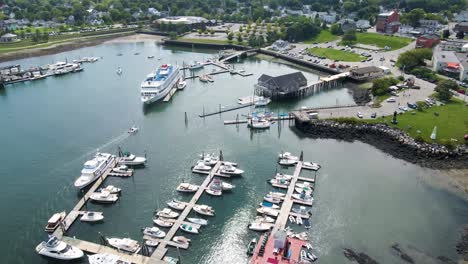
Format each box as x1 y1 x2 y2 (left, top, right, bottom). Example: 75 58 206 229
0 40 466 264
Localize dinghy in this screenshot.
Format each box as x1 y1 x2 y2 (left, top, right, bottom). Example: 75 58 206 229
180 223 199 234
80 211 104 222
296 216 303 225
289 215 296 224
247 238 257 256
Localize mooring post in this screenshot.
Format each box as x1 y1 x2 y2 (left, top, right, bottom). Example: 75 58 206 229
202 106 205 117
185 112 188 123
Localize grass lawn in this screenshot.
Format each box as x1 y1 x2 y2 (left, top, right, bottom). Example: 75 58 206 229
308 47 366 62
371 99 468 144
304 30 339 43
345 33 412 51
178 38 231 45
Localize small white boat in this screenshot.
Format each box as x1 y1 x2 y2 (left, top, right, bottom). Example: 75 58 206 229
153 217 173 227
44 211 66 232
275 173 293 180
177 80 186 90
176 183 199 193
258 202 280 209
188 61 204 70
36 235 84 260
296 216 303 225
118 153 146 166
90 191 119 203
198 156 218 166
180 223 199 234
220 164 244 175
221 181 235 191
295 187 313 195
80 211 104 222
187 217 208 226
145 240 159 247
98 185 121 194
269 192 286 197
128 126 138 134
112 165 133 174
206 188 222 196
156 208 179 219
256 207 279 217
142 227 166 238
194 204 215 216
303 161 321 171
295 232 309 241
254 96 271 107
296 182 313 189
167 199 186 210
278 159 297 166
173 236 191 247
106 237 141 253
278 152 299 160
269 178 290 188
193 161 211 171
255 216 275 223
248 118 270 129
292 193 314 203
88 253 130 264
248 221 272 232
264 194 282 204
289 215 296 224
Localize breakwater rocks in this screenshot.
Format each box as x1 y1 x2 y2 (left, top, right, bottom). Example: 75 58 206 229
457 226 468 261
343 248 379 264
295 120 468 169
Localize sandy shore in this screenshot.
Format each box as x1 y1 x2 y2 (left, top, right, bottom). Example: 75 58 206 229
104 33 164 44
441 169 468 193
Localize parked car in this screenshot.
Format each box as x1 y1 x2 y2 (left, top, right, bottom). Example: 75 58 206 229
398 106 408 111
371 112 377 118
357 112 364 118
386 97 396 103
407 102 418 109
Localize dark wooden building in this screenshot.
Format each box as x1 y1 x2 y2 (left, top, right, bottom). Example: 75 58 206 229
254 72 307 100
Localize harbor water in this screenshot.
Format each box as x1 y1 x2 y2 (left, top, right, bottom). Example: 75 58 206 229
0 39 466 264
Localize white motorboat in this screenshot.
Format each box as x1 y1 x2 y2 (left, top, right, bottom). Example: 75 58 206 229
118 153 146 166
292 206 309 215
194 204 215 216
264 194 282 204
295 232 309 241
106 237 141 253
221 181 235 191
142 227 166 238
187 217 208 226
98 185 121 194
303 161 321 171
278 158 297 166
296 182 314 189
141 64 180 104
255 216 275 223
220 164 244 175
180 223 199 234
128 126 138 134
206 188 222 196
198 155 218 166
45 211 66 232
177 80 187 90
278 152 299 160
192 161 212 171
254 96 271 107
153 217 173 227
80 211 104 222
156 208 179 219
248 221 273 232
74 153 114 189
269 191 286 197
259 202 280 209
172 236 190 247
289 215 296 224
90 191 119 203
145 240 159 247
112 165 133 174
199 74 213 82
275 173 293 180
269 178 290 188
292 193 314 203
88 253 130 264
167 199 186 210
296 216 303 225
248 118 270 129
295 187 313 195
36 236 84 260
256 207 279 217
188 61 204 70
176 183 199 193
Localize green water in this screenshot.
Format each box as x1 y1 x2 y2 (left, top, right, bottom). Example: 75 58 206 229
0 40 466 264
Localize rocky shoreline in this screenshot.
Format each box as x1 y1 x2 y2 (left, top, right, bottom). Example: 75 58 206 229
294 120 468 169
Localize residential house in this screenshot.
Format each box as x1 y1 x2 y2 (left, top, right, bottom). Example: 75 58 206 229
454 11 468 22
432 49 462 78
350 66 384 81
439 40 467 51
455 52 468 80
339 19 357 32
419 19 440 33
4 19 18 30
455 22 468 33
255 72 308 99
0 33 18 42
376 10 400 33
356 19 371 30
148 8 160 17
416 34 440 48
319 13 337 24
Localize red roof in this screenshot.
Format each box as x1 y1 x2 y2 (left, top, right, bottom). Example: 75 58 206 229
447 62 459 68
250 234 307 264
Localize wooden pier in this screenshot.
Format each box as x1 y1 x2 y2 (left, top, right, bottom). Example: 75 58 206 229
150 161 224 260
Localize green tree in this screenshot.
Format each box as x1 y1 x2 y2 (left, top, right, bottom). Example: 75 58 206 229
169 32 177 40
330 23 342 35
227 32 234 42
401 8 425 27
456 31 465 39
371 77 399 96
237 33 243 43
210 29 215 36
416 101 426 111
434 80 456 101
442 29 450 39
342 29 357 43
396 48 433 70
42 32 49 42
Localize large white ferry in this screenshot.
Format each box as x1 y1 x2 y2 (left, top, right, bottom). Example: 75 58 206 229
74 153 114 189
140 64 180 104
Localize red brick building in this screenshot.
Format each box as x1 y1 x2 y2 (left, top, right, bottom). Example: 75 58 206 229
416 34 441 48
376 10 400 33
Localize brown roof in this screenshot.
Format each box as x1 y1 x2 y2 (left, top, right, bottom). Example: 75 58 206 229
351 66 383 74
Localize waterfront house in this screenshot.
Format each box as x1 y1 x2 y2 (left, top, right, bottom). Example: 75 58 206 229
376 10 400 34
350 66 384 81
255 72 307 99
0 33 18 43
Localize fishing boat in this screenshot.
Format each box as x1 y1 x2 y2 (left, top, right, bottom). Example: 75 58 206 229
141 64 180 104
88 253 130 264
180 223 199 234
219 164 244 175
167 199 186 210
153 217 173 227
36 235 84 260
145 240 159 247
156 208 179 219
255 216 275 223
118 152 146 166
44 211 66 232
172 236 191 247
187 217 208 226
177 80 186 90
247 238 257 256
264 194 282 204
80 211 104 222
278 158 297 166
278 152 299 160
112 165 133 174
192 161 211 171
289 215 296 224
106 237 141 253
128 126 138 134
303 161 321 171
142 227 166 238
193 204 215 216
188 61 204 70
248 118 270 129
98 185 121 194
256 207 279 217
176 183 199 193
90 191 119 203
254 96 271 107
74 153 114 189
248 221 272 232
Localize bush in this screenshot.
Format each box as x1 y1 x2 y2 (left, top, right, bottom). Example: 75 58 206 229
434 79 456 101
371 77 399 96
